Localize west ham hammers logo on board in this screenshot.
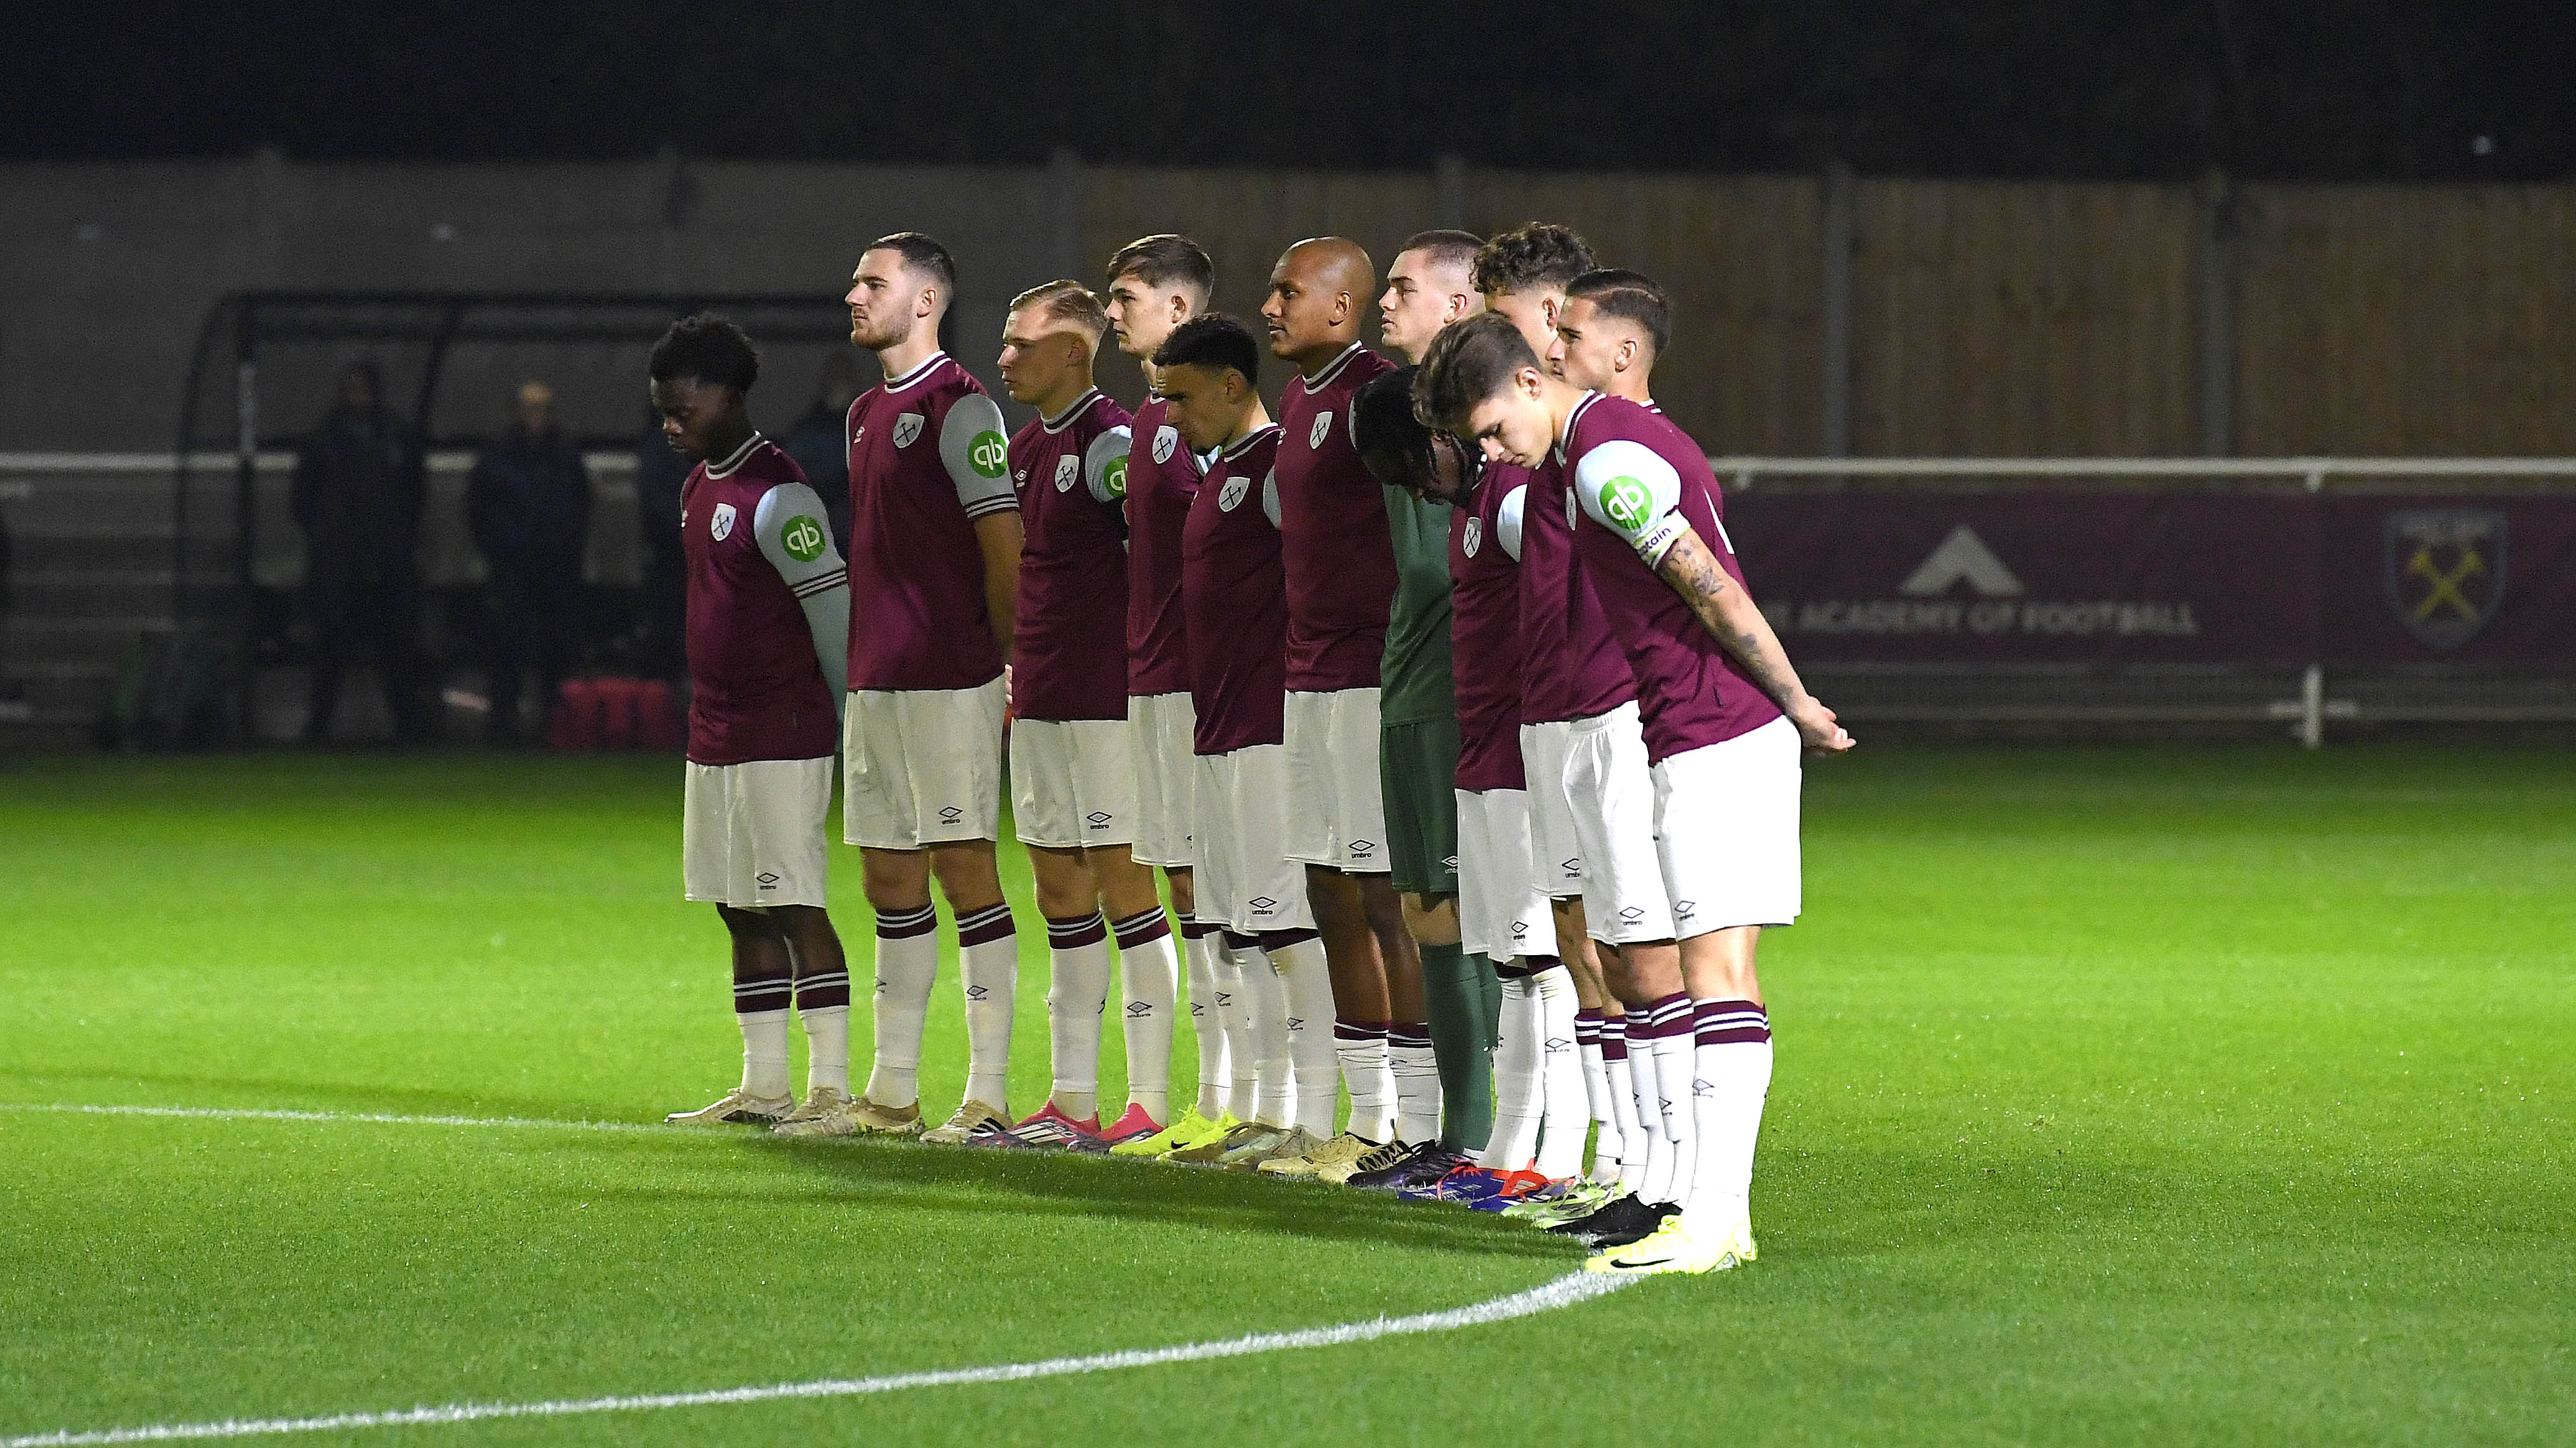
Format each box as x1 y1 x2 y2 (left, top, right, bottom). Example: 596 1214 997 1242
2384 508 2506 650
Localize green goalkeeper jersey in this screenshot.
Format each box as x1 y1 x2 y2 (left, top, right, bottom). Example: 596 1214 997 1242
1379 485 1457 728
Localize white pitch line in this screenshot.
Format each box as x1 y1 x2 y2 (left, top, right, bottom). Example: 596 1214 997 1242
1 1103 1635 1444
4 1275 1633 1445
0 1102 661 1136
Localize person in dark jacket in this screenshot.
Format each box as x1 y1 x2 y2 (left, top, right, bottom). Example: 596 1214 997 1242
293 360 431 744
633 397 691 676
776 349 865 556
467 381 592 741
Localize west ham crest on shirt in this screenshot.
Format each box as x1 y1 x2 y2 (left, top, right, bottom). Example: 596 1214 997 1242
709 502 736 541
1152 426 1179 465
2385 508 2506 650
891 413 925 450
1309 411 1332 450
1218 474 1251 511
1463 516 1484 557
1054 455 1080 492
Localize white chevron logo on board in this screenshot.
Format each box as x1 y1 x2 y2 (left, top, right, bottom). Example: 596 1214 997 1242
1899 525 2024 597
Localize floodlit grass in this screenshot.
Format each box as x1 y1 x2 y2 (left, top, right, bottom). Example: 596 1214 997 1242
1 748 2568 1445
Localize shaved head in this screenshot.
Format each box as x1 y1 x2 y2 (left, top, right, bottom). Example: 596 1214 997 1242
1262 237 1378 372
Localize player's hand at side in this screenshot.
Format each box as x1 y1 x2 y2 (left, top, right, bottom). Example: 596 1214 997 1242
1789 694 1855 753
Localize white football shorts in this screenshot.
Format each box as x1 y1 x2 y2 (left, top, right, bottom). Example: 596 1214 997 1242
1518 718 1587 900
1282 686 1388 873
841 676 1006 849
1010 715 1138 850
1562 701 1677 944
1191 743 1318 936
1455 786 1554 962
1126 691 1197 869
683 756 833 909
1652 715 1803 936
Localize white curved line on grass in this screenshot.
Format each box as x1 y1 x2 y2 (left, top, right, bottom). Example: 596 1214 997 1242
5 1275 1631 1445
0 1103 1637 1445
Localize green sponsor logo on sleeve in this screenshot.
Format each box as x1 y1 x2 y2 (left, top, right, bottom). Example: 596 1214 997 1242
969 430 1010 479
1599 474 1655 533
780 515 827 562
1103 455 1128 499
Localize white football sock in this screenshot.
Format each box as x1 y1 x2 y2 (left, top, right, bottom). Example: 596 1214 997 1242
1182 926 1228 1119
1388 1023 1441 1145
1626 1021 1670 1200
1576 1011 1624 1185
1270 937 1341 1139
1333 1021 1395 1145
956 903 1019 1113
1111 910 1178 1125
1602 1016 1645 1188
1481 967 1541 1171
1645 998 1698 1208
1043 913 1110 1122
800 1005 850 1095
1232 939 1294 1127
862 903 938 1109
1689 1002 1776 1227
1532 964 1588 1181
739 1008 791 1100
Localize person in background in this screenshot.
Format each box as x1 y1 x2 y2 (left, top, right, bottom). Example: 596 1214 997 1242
777 350 865 555
467 381 592 742
292 360 429 745
635 399 691 676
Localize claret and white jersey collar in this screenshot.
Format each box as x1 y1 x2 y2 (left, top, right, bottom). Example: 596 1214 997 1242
1552 391 1606 467
1040 388 1105 433
882 351 950 394
1220 423 1281 462
1300 341 1368 389
704 431 765 479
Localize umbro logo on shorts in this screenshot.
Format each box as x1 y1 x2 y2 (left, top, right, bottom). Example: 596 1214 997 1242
1124 1001 1153 1017
1674 900 1698 917
966 984 990 1001
1285 1016 1305 1032
1561 858 1582 874
1441 855 1458 870
1348 840 1376 856
1619 905 1646 923
756 872 779 889
1545 1036 1573 1054
1086 811 1112 828
939 805 964 823
1510 921 1528 939
1692 1077 1716 1097
1249 895 1277 912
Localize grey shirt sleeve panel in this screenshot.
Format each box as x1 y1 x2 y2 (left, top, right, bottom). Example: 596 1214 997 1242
753 481 851 701
939 393 1018 518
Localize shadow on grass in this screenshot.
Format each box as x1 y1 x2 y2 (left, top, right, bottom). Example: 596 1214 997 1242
599 1131 1579 1261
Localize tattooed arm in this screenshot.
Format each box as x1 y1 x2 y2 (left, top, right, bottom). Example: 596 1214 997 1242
1654 527 1852 752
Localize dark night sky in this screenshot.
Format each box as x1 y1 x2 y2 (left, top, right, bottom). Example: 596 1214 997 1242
11 1 2572 180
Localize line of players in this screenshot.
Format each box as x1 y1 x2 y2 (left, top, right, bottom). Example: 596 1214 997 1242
650 223 1852 1278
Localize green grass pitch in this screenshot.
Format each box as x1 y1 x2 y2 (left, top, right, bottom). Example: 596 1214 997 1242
1 747 2568 1445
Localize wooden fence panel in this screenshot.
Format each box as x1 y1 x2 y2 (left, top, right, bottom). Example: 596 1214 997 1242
2237 185 2576 456
1851 179 2201 457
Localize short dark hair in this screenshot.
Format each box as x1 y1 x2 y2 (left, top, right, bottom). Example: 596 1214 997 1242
1106 233 1215 303
1151 313 1260 386
1414 311 1538 432
1472 223 1596 298
1399 229 1483 276
1351 367 1435 491
649 313 760 393
867 231 959 297
1567 268 1672 356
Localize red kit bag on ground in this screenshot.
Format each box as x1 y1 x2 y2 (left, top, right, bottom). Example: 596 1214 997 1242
634 678 683 752
592 676 641 749
551 678 602 750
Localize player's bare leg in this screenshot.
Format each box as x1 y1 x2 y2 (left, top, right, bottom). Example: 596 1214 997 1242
1677 925 1771 1247
1554 895 1637 1186
766 904 852 1121
1306 865 1395 1143
1399 891 1475 1150
858 840 1018 1138
668 905 796 1124
1089 844 1179 1135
